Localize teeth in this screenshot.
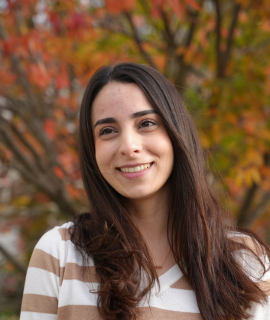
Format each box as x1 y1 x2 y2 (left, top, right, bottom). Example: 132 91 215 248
119 163 152 173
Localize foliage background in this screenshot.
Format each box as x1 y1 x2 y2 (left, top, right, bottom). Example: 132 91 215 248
0 0 270 316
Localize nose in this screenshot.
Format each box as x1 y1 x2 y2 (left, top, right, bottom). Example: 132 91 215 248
118 129 142 157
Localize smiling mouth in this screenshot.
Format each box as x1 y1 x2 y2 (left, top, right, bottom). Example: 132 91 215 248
117 162 154 173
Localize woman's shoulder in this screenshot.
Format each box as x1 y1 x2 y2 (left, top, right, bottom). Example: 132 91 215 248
35 222 74 250
228 230 266 256
228 230 270 283
32 221 93 268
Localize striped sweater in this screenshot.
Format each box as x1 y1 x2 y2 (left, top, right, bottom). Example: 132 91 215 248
20 222 270 320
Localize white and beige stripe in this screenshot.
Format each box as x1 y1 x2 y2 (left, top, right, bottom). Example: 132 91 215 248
20 223 270 320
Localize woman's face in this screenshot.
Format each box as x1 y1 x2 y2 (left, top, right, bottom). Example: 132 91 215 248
91 82 174 201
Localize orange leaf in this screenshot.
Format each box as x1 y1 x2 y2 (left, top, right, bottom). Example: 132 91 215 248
53 167 65 179
66 183 80 199
0 70 17 85
44 119 56 139
245 168 261 186
34 193 50 203
105 0 135 14
29 63 50 88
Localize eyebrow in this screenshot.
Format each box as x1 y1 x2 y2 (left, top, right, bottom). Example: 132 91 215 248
93 109 157 128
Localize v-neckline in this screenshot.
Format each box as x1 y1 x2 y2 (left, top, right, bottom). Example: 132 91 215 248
158 263 182 286
149 263 183 297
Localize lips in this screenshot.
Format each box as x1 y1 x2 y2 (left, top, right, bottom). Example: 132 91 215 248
117 162 154 173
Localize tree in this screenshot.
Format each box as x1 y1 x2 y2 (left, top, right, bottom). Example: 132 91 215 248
95 0 270 235
0 0 270 282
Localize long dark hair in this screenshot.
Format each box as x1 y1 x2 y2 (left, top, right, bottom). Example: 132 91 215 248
70 62 270 320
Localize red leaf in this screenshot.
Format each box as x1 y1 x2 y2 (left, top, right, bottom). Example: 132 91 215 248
151 0 166 7
167 0 186 18
65 13 86 31
183 0 201 11
56 67 70 89
44 119 56 139
2 37 16 57
48 12 60 34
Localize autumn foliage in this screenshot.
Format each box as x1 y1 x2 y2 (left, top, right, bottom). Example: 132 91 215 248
0 0 270 313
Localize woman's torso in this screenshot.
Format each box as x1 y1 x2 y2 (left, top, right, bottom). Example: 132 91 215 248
20 222 270 320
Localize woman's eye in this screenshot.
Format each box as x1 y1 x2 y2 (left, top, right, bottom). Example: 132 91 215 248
99 128 116 136
140 120 156 128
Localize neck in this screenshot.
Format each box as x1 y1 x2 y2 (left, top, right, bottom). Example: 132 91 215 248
127 183 170 245
125 182 175 275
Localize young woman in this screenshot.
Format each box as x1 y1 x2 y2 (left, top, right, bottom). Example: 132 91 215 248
20 63 270 320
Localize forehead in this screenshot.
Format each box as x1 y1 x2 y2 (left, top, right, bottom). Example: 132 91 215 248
91 82 154 123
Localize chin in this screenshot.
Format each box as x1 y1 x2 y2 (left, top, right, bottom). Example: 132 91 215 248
125 194 150 200
120 189 157 201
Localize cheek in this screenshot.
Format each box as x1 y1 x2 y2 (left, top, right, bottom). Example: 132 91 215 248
161 139 174 167
148 133 174 163
95 142 108 171
95 141 115 172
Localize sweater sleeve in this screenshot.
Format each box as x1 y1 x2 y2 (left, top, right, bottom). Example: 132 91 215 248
20 226 64 320
246 254 270 320
232 234 270 319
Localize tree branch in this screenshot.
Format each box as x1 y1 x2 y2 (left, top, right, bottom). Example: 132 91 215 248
0 145 77 218
213 0 223 77
137 0 160 33
172 9 200 92
0 127 38 176
5 156 77 217
237 182 259 226
123 12 158 69
0 116 47 174
243 192 270 228
3 96 61 172
0 18 49 121
0 243 26 275
0 128 62 196
224 2 241 70
237 153 270 226
160 8 175 49
213 0 241 77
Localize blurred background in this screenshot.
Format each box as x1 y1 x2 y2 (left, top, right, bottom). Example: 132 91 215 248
0 0 270 318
